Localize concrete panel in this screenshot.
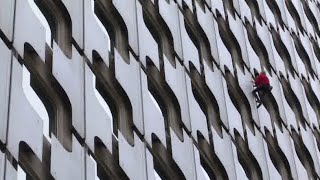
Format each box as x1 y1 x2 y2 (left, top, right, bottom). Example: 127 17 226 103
227 12 250 67
164 57 190 131
7 57 43 161
214 19 234 75
293 45 308 78
51 135 85 180
86 154 98 180
255 19 276 69
182 0 193 12
0 152 4 180
300 127 320 176
276 0 288 26
171 128 196 180
60 0 84 49
203 63 229 127
222 79 244 139
257 105 273 136
283 1 298 32
268 71 287 125
118 131 147 180
278 28 298 73
141 70 166 148
52 42 85 138
309 1 320 27
179 11 201 72
274 126 298 179
246 126 270 180
115 50 144 134
0 0 15 41
212 128 237 180
2 0 320 179
288 74 309 125
262 0 277 28
195 4 219 63
281 81 299 131
112 0 139 54
243 23 261 74
300 33 317 76
185 73 209 142
145 148 156 180
291 138 309 180
0 39 11 144
256 0 266 21
5 160 16 180
231 143 249 180
84 0 109 64
193 145 208 180
136 0 160 70
13 0 46 61
211 0 225 17
263 141 282 180
291 0 306 30
236 66 260 126
238 0 252 24
85 63 113 152
159 0 183 59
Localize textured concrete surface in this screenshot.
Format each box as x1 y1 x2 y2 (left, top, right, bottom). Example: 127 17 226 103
1 0 320 179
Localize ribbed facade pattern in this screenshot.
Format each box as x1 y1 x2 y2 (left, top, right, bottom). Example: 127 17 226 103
1 0 320 179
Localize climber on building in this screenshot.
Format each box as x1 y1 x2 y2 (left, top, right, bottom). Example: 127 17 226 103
252 70 272 108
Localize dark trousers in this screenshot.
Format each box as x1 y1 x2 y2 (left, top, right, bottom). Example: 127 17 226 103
252 84 272 107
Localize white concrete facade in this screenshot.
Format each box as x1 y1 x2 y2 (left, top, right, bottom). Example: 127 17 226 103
1 0 320 179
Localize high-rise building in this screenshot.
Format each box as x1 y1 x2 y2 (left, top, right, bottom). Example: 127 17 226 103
1 0 320 179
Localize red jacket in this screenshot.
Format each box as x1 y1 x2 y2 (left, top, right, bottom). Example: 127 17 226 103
255 73 270 86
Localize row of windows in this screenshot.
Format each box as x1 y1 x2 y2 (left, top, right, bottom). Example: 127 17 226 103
1 0 320 179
